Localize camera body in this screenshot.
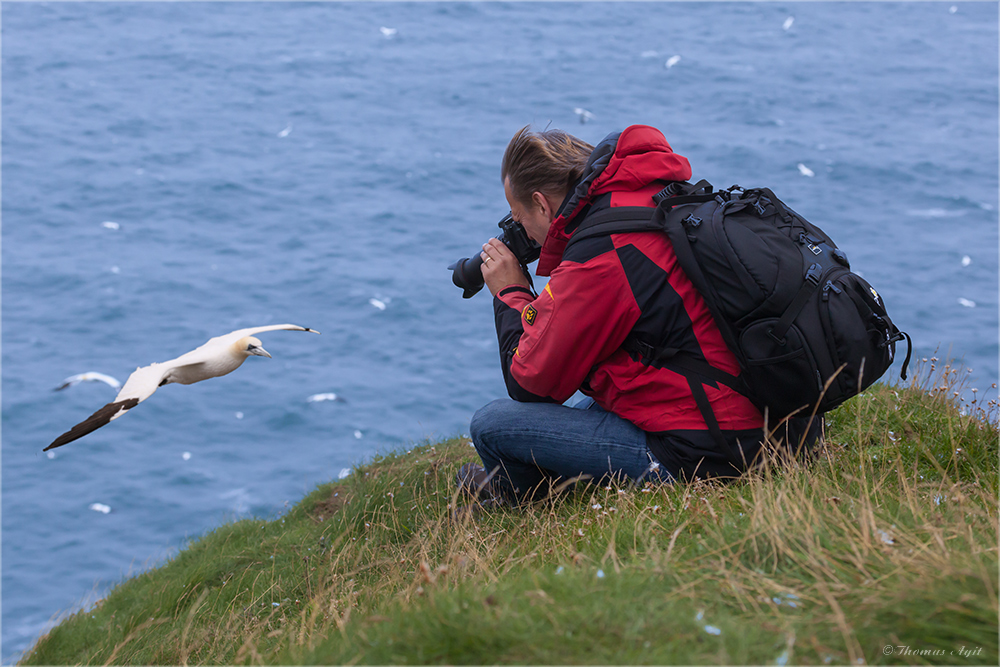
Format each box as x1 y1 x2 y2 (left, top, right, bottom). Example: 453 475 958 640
449 213 541 298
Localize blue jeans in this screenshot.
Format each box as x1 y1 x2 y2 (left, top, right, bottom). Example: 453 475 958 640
470 397 674 501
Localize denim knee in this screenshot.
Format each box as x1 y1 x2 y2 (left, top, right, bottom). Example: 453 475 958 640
470 398 515 444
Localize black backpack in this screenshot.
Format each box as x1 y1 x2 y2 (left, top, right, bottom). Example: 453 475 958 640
568 180 911 436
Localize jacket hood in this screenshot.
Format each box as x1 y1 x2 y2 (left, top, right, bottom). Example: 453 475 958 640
536 125 692 276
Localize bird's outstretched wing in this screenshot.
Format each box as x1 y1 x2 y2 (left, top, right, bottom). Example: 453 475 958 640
225 324 319 338
170 324 320 367
44 398 140 451
44 364 168 451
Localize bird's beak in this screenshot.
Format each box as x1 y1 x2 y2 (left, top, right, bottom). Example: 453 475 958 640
248 345 272 358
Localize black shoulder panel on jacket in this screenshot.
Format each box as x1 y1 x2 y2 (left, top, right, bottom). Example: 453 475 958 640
562 234 615 265
615 243 705 361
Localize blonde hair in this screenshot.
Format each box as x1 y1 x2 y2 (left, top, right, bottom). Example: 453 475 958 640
501 126 594 206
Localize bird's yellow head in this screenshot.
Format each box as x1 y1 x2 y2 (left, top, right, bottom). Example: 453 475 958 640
241 336 272 358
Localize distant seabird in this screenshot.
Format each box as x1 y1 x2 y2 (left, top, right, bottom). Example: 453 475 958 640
44 324 319 451
55 372 122 392
307 392 345 403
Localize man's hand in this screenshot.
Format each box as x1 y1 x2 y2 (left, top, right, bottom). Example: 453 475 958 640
481 238 530 297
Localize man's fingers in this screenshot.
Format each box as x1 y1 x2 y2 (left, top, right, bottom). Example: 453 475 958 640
483 238 514 259
480 238 530 296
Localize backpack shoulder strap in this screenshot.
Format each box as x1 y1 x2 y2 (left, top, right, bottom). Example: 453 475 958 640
565 180 722 251
560 180 765 467
565 206 662 250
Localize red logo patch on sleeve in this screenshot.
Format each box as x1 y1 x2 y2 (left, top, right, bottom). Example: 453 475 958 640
523 304 537 326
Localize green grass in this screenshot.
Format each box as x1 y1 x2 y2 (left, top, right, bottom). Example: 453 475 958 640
21 360 998 665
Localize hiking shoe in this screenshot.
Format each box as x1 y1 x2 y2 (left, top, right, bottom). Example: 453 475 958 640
455 462 506 507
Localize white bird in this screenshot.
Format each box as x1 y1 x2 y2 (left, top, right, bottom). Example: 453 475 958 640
54 372 122 392
306 392 345 403
574 107 595 124
44 324 319 451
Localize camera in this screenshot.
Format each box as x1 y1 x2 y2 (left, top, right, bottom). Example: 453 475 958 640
449 213 541 298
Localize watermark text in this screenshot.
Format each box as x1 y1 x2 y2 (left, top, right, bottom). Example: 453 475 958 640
882 645 984 658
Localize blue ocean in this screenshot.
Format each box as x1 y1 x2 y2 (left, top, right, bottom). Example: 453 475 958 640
2 1 997 660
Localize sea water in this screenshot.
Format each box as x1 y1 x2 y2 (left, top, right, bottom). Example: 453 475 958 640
2 2 997 660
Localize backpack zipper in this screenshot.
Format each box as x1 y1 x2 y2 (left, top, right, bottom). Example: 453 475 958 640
821 280 843 302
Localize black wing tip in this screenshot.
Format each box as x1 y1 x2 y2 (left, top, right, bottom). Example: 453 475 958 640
43 397 140 451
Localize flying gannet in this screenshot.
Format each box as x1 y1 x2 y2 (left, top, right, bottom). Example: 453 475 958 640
54 372 122 391
44 324 319 451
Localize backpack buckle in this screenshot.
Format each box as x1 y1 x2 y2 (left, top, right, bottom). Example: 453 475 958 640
682 214 702 228
625 337 657 361
753 198 768 216
805 263 822 284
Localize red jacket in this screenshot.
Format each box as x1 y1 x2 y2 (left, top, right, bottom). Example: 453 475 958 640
493 126 763 444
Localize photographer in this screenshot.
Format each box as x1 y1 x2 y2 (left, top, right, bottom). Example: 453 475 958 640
459 124 816 507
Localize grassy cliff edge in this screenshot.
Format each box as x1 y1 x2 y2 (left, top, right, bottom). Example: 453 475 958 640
22 361 999 665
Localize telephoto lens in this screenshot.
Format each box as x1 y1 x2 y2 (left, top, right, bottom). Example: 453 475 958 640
448 250 491 298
